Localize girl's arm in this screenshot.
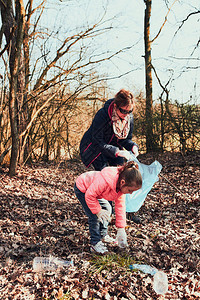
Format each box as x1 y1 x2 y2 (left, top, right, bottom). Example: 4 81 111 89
115 194 126 228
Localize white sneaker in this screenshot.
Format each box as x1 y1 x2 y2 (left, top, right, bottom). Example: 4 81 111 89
90 241 108 254
102 235 117 244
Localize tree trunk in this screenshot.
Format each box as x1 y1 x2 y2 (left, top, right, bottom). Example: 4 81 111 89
9 78 19 175
160 96 164 152
19 0 33 164
0 0 25 175
144 0 155 153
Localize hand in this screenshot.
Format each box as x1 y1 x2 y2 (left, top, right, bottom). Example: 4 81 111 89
116 228 128 248
96 209 111 224
117 150 132 161
132 145 139 157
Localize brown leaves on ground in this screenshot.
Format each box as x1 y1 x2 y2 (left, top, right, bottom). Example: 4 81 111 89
0 152 199 299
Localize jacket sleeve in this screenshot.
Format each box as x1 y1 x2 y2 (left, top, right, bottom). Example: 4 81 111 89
85 175 107 214
91 110 119 158
115 194 126 228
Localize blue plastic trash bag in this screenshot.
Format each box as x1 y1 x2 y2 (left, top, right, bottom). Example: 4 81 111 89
126 154 162 212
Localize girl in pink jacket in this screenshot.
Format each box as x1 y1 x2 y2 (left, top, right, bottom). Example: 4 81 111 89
74 161 142 254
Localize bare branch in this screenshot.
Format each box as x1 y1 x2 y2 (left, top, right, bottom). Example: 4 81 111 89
174 10 200 35
28 1 46 40
31 42 135 98
151 63 172 94
191 37 200 56
33 23 116 90
19 82 65 139
151 0 178 43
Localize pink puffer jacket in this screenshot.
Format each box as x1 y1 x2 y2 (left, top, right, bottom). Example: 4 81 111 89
76 166 126 228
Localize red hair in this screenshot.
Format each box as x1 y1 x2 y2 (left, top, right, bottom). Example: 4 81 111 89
114 89 134 108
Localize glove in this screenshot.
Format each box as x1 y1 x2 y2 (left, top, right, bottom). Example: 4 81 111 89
132 145 139 157
116 150 132 161
116 228 128 248
96 209 111 224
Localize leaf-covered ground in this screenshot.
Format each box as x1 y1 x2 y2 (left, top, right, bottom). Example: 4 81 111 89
0 152 199 300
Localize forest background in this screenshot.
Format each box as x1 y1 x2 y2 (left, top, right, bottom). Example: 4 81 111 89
0 0 200 176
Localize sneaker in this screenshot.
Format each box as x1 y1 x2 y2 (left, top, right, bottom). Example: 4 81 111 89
90 241 108 254
102 235 117 244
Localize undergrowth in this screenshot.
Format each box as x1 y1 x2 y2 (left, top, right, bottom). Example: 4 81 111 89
89 253 140 274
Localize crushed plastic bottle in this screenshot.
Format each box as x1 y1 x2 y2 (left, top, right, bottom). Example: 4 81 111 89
32 256 74 272
129 264 158 275
153 271 168 295
129 264 168 295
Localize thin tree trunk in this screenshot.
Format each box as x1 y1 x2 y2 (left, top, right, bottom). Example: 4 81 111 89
19 0 33 164
144 0 154 153
160 96 164 152
144 0 160 152
9 71 19 175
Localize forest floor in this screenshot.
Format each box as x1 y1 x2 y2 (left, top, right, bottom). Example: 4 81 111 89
0 151 199 300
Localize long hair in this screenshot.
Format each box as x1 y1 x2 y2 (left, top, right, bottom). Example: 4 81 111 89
118 161 142 188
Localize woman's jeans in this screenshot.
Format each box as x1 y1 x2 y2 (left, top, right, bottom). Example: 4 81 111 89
74 183 112 245
92 154 124 171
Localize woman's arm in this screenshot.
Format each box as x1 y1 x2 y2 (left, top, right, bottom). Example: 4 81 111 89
91 111 119 158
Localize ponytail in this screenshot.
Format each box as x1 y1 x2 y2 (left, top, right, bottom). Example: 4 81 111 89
118 161 142 188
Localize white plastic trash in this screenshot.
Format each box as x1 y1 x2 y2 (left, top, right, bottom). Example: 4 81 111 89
32 256 73 272
153 270 168 295
126 154 162 212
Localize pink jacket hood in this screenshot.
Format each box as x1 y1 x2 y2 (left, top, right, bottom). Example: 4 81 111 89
76 167 126 228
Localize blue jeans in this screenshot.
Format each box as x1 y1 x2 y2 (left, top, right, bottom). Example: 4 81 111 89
92 154 124 171
74 183 112 245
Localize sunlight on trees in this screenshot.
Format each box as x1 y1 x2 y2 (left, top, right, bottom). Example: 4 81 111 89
0 0 199 174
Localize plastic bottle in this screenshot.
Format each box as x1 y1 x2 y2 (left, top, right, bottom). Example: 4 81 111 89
129 264 158 275
32 256 74 272
129 264 168 295
153 271 168 295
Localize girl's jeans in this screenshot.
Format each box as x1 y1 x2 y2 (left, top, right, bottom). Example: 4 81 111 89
74 183 112 245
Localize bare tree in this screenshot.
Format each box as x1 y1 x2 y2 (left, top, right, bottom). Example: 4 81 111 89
0 0 26 175
143 0 178 153
0 0 135 173
144 0 154 152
